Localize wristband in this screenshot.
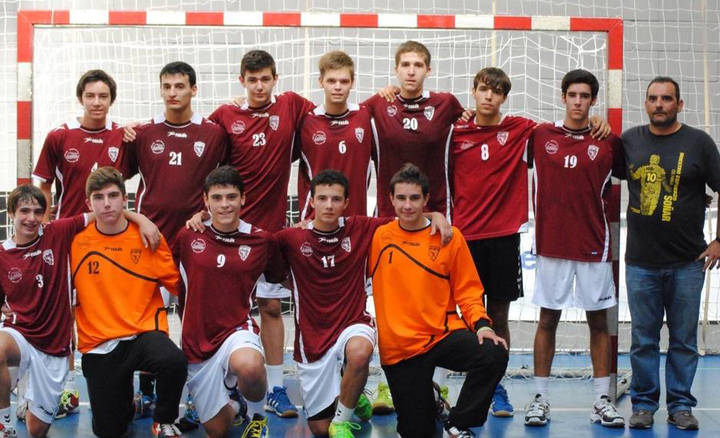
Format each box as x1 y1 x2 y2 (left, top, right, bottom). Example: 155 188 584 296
476 326 495 335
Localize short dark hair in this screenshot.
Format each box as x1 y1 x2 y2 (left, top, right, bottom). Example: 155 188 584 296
203 165 245 195
310 169 349 198
473 67 512 97
241 50 277 77
647 76 681 101
86 167 126 197
8 184 47 215
159 61 197 87
390 163 429 196
561 69 599 99
76 69 117 104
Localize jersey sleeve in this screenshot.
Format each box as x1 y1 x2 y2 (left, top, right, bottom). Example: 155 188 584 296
263 233 287 284
526 129 536 169
448 229 491 328
154 237 181 295
121 137 139 179
447 94 465 123
291 93 316 130
208 105 224 125
47 214 89 243
33 129 64 182
610 135 626 179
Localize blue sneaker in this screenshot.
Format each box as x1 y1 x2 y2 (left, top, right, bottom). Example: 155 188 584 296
264 386 298 418
134 392 156 419
229 387 250 426
491 383 514 417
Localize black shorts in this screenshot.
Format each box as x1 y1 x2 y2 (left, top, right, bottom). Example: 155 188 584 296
468 233 523 303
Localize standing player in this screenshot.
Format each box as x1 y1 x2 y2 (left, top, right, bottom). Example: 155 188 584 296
524 70 625 428
175 166 284 438
297 51 375 219
209 50 314 417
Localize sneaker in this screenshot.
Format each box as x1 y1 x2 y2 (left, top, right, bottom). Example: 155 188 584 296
134 392 155 419
590 396 625 427
0 423 16 438
628 410 653 429
175 394 200 433
54 389 80 418
524 394 550 426
15 400 27 422
354 392 372 421
264 386 298 418
433 382 451 422
443 421 476 438
667 410 699 430
490 384 514 417
328 420 361 438
241 413 268 438
151 422 181 438
229 387 250 426
371 382 394 415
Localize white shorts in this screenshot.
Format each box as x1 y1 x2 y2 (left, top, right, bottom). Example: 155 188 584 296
1 327 68 424
296 324 376 418
532 256 617 311
186 330 264 423
255 274 291 299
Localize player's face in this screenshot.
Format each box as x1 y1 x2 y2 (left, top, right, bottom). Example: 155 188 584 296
645 82 684 128
161 73 197 113
562 83 596 124
472 81 506 118
87 185 127 227
10 198 44 244
204 185 245 233
310 184 348 229
80 80 112 124
240 68 278 107
391 182 429 227
395 52 430 98
319 68 354 106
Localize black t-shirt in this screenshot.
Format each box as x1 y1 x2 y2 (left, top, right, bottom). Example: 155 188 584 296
622 124 720 267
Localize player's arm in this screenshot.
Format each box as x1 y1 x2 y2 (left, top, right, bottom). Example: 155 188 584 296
37 181 54 223
588 115 611 140
423 212 452 246
124 210 161 250
155 238 182 296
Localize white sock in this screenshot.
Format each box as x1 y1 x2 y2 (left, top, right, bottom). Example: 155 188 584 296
534 376 549 399
0 407 10 425
64 370 77 391
266 364 284 390
247 399 264 418
333 401 353 423
593 376 610 402
433 367 448 387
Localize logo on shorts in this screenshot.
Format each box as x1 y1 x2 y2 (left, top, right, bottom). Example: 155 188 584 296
238 245 251 261
193 141 205 157
355 128 365 143
387 105 398 117
300 242 313 257
191 238 207 254
42 249 54 266
312 131 327 145
231 120 246 134
428 245 440 261
107 146 119 163
269 115 280 131
64 148 80 163
130 248 142 264
544 140 559 155
424 106 435 121
151 140 165 154
341 237 352 253
587 145 599 161
8 267 22 284
497 131 509 146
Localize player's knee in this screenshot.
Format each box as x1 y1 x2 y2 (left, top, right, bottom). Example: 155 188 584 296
235 362 266 388
25 414 50 438
586 310 609 334
537 310 561 331
257 298 282 318
344 340 373 369
475 341 509 373
308 420 330 437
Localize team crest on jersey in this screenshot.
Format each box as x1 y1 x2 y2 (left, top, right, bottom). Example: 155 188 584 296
107 146 119 163
424 106 435 121
7 267 22 284
428 245 440 261
497 131 509 146
151 140 165 155
355 128 364 143
194 141 205 157
312 131 327 145
231 120 246 134
300 242 313 257
238 245 251 261
191 238 207 254
387 105 398 117
269 115 280 131
587 145 599 161
42 249 54 266
341 237 352 253
64 148 80 163
130 249 142 264
544 140 559 155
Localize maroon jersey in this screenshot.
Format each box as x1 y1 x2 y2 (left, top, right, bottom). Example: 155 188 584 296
298 104 375 219
452 115 536 240
210 93 315 232
365 91 464 218
0 215 86 356
276 216 390 363
529 122 624 262
33 120 125 218
174 221 284 363
125 113 228 246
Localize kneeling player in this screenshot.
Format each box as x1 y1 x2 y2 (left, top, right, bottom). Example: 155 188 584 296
174 166 284 438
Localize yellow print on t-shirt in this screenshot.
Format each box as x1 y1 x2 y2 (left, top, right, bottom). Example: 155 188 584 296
629 152 684 221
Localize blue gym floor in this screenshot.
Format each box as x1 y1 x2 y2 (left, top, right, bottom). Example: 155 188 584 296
11 354 720 437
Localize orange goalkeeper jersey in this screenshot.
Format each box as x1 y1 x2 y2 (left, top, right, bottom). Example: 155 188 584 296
368 221 490 365
71 222 180 353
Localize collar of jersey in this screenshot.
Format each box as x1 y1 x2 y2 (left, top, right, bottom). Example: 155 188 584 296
68 118 114 132
154 112 202 127
397 90 430 105
555 119 591 134
202 218 252 235
314 103 359 117
307 216 346 232
241 95 277 111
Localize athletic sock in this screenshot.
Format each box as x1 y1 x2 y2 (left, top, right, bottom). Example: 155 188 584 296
266 364 284 390
333 401 353 423
534 376 549 400
247 399 264 418
64 370 77 392
139 373 155 397
593 376 610 402
433 367 448 388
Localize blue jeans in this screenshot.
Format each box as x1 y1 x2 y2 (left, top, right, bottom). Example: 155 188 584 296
625 261 704 414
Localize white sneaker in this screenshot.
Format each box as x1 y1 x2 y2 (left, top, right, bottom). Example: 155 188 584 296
590 396 625 428
0 422 16 438
524 394 550 426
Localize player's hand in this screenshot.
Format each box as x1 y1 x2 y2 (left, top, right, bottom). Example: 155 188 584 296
460 108 475 122
123 121 141 143
428 212 453 246
698 240 720 270
293 219 312 229
377 85 400 103
0 304 15 324
477 329 508 350
186 211 210 232
232 95 247 107
589 115 611 140
137 215 161 251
